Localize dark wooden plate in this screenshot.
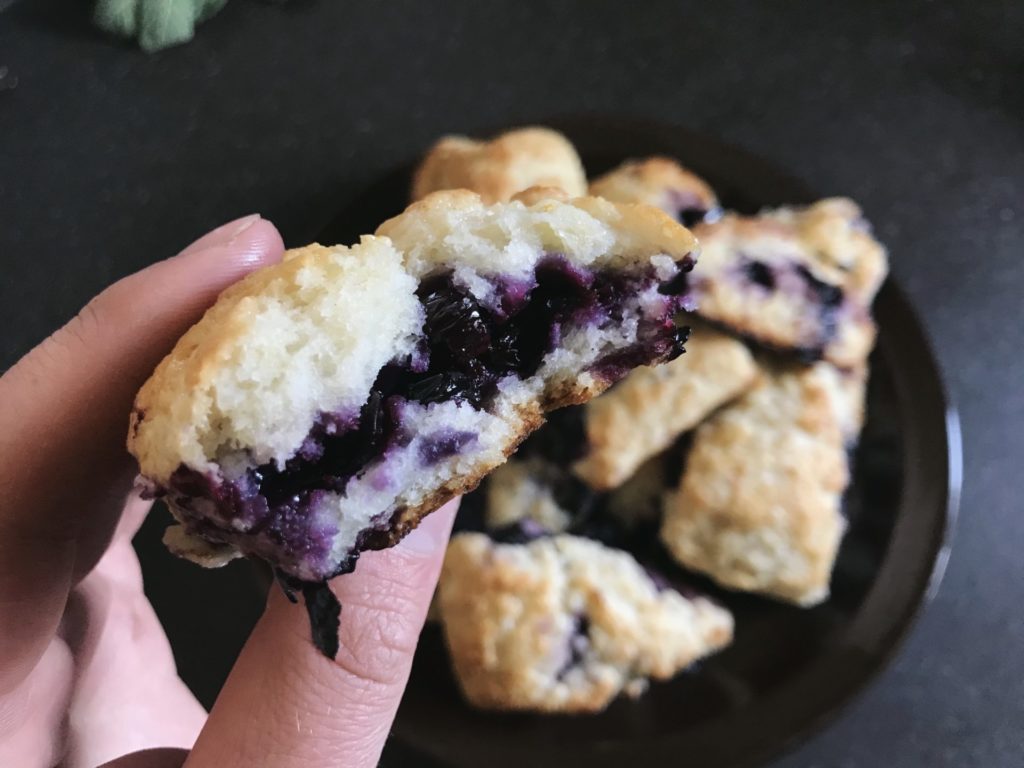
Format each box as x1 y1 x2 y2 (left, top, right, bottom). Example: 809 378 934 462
319 117 961 768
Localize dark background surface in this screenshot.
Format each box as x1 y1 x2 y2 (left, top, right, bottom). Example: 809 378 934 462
1 1 1021 765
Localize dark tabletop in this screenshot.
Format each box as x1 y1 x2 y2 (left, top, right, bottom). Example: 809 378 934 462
2 1 1021 765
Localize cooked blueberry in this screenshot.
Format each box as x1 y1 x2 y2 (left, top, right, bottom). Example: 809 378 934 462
744 259 777 290
406 371 480 405
490 518 550 544
489 327 523 373
795 264 844 308
666 324 691 361
657 269 691 296
419 277 493 361
678 207 709 228
591 322 689 381
419 429 477 466
556 613 591 679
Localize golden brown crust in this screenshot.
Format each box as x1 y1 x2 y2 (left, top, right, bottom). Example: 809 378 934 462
411 127 587 203
510 185 571 205
660 362 850 605
574 326 759 489
589 157 719 216
690 199 887 368
438 533 734 712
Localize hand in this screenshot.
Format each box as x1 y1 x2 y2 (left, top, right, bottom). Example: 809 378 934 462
0 216 456 768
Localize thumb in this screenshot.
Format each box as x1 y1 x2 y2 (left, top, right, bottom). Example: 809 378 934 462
184 501 458 768
0 213 284 696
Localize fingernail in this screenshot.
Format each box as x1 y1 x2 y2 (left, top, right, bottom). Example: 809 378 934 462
398 501 458 555
179 214 262 257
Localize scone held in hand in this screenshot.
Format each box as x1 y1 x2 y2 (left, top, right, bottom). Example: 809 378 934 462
129 190 699 587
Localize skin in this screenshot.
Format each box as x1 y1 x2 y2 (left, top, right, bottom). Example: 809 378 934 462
0 216 456 768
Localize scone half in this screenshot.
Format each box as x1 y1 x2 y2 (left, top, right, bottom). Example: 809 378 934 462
129 191 699 595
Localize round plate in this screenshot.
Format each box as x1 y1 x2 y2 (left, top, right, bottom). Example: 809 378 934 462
319 118 961 768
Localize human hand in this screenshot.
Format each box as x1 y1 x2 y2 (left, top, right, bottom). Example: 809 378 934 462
0 216 456 768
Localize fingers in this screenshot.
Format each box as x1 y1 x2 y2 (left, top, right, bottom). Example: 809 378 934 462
62 504 207 767
185 503 457 768
0 497 208 768
0 216 285 694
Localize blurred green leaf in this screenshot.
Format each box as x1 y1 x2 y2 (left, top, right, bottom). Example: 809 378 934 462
93 0 229 52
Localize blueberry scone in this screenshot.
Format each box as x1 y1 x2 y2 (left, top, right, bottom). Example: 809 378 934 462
438 533 733 712
589 157 722 228
659 362 851 606
412 127 587 203
690 199 888 367
573 325 759 490
128 191 698 633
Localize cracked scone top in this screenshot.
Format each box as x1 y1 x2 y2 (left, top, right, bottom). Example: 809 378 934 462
412 127 587 203
589 156 722 228
438 533 734 713
128 190 698 583
573 324 759 490
691 198 889 367
660 361 852 605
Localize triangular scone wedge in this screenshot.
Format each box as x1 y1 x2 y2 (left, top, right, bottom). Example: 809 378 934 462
660 361 852 605
439 532 734 713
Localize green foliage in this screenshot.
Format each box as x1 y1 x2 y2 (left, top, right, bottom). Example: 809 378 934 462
94 0 229 52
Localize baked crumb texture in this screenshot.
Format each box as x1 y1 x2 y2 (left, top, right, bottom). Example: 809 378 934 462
690 198 888 368
660 362 853 606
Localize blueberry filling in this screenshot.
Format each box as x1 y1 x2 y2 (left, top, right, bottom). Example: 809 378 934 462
419 429 477 466
489 517 551 544
556 614 591 680
727 257 847 356
666 190 721 229
795 264 844 309
744 259 777 290
677 208 705 228
591 323 689 384
301 581 342 659
643 566 674 593
657 269 692 297
161 254 693 580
